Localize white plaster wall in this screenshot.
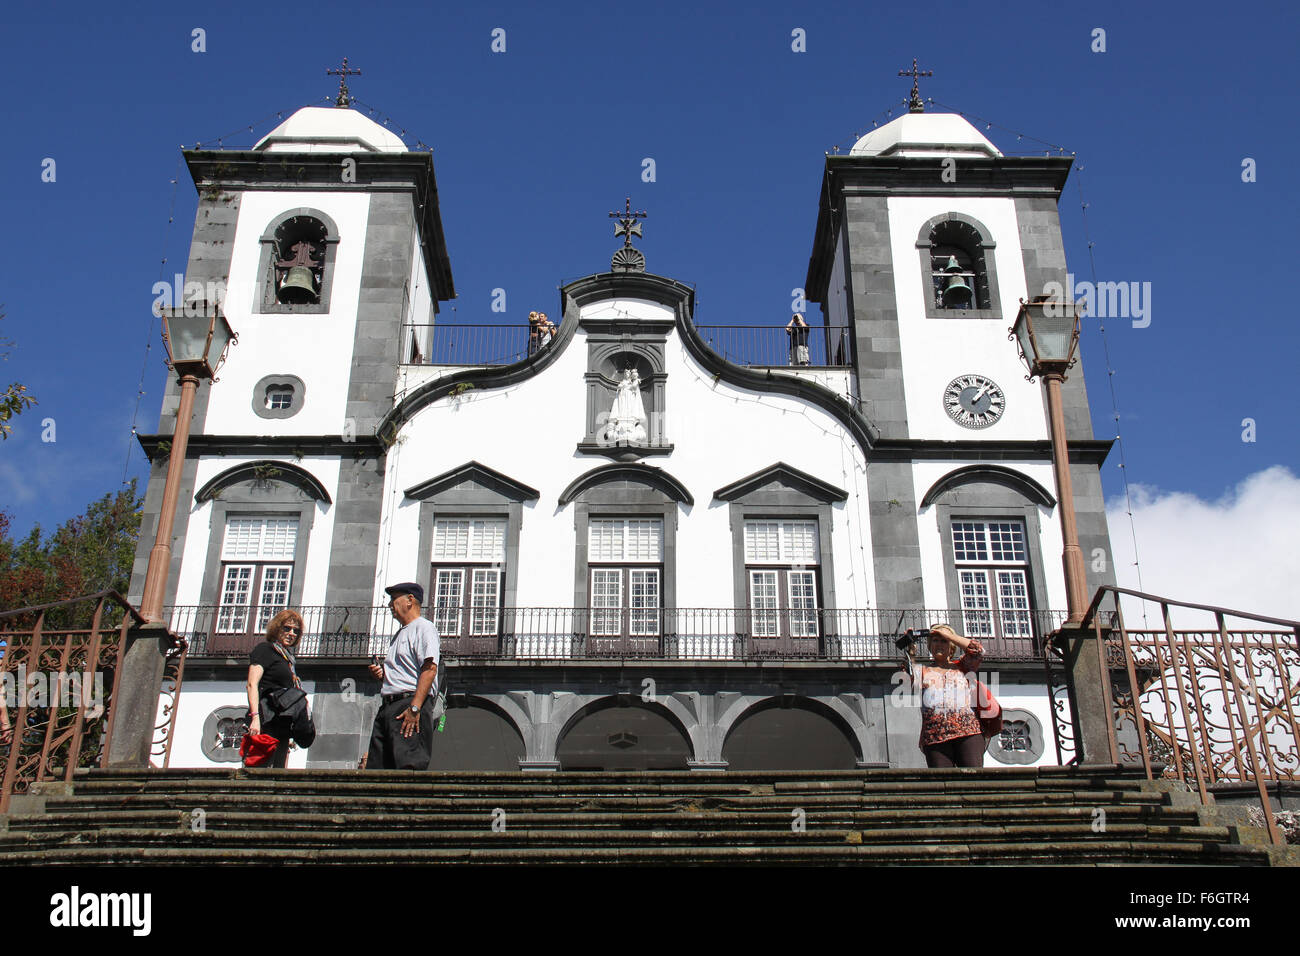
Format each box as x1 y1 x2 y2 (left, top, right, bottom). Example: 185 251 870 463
170 455 341 609
203 190 372 437
912 459 1067 614
161 680 316 769
405 229 434 360
370 296 875 610
888 196 1048 442
981 680 1070 767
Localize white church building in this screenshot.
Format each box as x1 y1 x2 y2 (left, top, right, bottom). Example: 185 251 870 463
132 96 1115 771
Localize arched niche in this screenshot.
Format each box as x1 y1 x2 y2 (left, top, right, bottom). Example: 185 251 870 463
429 697 528 771
555 697 694 771
721 697 860 770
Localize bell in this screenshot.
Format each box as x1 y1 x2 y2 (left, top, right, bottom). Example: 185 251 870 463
942 273 974 308
277 266 317 304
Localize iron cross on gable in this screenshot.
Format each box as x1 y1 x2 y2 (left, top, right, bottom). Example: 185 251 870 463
609 198 648 247
899 57 933 113
328 57 362 107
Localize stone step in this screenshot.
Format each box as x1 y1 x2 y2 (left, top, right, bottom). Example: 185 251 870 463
0 840 1275 867
9 804 1203 833
30 788 1167 817
0 822 1238 853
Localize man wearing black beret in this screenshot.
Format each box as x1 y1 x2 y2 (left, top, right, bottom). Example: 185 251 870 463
364 581 441 770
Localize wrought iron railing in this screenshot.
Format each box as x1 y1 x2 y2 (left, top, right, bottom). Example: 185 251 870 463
695 325 852 368
396 322 854 369
0 591 186 813
166 605 1064 662
1079 586 1300 846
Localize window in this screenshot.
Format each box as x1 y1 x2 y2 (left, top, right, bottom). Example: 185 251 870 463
266 385 294 410
951 519 1033 639
216 517 299 636
744 520 821 638
430 519 506 637
588 518 662 637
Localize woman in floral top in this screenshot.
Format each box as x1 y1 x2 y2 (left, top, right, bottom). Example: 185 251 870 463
903 624 986 768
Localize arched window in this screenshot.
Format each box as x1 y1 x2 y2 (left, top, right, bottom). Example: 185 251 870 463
916 213 1002 319
256 208 341 314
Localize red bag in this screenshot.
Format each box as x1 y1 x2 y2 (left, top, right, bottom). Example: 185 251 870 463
240 732 279 767
973 680 1003 738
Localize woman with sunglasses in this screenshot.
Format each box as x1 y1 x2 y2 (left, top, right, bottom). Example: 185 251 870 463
245 609 306 768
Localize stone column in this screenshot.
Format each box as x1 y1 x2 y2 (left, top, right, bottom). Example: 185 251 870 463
1054 622 1116 766
105 623 172 768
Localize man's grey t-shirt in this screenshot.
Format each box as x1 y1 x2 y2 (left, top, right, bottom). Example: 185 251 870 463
380 616 441 696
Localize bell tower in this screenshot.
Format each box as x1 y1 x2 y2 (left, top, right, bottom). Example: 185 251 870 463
804 71 1115 617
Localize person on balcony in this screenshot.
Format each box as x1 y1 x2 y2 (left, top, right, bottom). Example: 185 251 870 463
901 623 988 768
364 582 441 771
786 313 811 366
245 609 308 769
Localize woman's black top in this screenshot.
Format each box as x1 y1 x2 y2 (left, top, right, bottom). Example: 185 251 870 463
249 642 295 701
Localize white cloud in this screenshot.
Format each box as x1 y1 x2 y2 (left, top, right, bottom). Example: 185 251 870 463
1106 466 1300 625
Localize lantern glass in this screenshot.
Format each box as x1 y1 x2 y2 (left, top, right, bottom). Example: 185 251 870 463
1013 311 1036 366
164 310 234 373
1031 307 1077 363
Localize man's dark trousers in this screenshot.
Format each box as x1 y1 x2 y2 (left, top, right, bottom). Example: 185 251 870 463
366 695 434 770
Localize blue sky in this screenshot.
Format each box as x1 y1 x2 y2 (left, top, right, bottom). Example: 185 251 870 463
1 0 1297 560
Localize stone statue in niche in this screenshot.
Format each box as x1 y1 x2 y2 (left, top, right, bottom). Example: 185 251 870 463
605 368 648 443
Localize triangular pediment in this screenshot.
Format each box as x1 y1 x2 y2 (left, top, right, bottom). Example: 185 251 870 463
713 462 847 504
404 461 540 502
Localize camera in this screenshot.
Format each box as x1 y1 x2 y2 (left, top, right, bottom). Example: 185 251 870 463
894 627 932 650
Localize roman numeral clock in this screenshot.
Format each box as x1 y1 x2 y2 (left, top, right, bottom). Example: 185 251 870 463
943 374 1005 429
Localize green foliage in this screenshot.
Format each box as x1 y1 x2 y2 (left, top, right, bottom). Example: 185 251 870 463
0 306 37 441
0 479 144 613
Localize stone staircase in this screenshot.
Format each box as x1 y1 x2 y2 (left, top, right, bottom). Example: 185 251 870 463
1 764 1293 865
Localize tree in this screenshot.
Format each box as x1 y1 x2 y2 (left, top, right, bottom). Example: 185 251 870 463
0 479 143 613
0 306 38 441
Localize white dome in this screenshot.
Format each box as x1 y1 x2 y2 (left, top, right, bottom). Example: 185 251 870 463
849 113 1001 159
254 106 408 154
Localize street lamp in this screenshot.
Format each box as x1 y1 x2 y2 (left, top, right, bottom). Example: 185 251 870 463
1010 296 1088 624
138 301 236 622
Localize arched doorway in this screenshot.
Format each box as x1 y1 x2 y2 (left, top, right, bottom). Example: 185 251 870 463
722 699 859 770
556 700 693 770
428 700 526 771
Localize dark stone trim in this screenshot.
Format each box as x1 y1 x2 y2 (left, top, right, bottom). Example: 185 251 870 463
185 150 454 303
254 207 340 315
806 156 1073 303
405 461 540 503
919 465 1056 509
251 374 306 420
575 441 676 461
871 438 1113 466
198 488 319 612
714 462 848 504
726 502 839 614
914 211 1003 321
137 434 384 456
195 460 332 504
559 463 694 507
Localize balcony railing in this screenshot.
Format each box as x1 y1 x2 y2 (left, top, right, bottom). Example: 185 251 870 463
166 606 1065 662
397 323 854 368
694 326 852 368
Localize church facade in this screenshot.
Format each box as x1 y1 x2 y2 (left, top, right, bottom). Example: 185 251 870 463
131 99 1114 771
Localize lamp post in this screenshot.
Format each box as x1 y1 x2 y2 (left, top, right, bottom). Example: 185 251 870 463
1011 296 1088 624
138 301 235 622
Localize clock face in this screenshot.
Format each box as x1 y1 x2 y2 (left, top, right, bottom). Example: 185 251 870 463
943 374 1005 429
